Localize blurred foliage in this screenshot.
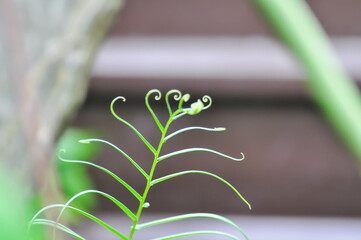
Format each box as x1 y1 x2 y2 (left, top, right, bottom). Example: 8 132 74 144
0 165 45 240
56 128 101 222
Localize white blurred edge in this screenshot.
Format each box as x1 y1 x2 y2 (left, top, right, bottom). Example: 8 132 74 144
92 36 361 81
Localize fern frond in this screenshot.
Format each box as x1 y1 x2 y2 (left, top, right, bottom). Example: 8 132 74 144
158 148 245 162
164 127 226 142
145 89 164 131
153 230 239 240
59 149 142 201
78 139 148 179
30 204 128 240
165 90 182 116
31 219 85 240
56 190 137 224
151 170 251 209
135 213 248 239
111 96 156 154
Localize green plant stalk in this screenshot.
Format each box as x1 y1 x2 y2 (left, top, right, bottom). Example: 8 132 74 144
29 89 250 239
128 113 175 239
254 0 361 168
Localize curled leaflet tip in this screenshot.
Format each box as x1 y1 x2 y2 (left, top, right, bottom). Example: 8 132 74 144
113 96 126 103
58 149 66 157
173 93 182 101
201 95 212 109
146 89 162 101
166 89 182 101
183 94 190 102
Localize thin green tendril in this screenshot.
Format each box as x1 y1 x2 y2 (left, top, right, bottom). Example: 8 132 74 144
165 89 182 116
145 89 164 132
111 96 156 154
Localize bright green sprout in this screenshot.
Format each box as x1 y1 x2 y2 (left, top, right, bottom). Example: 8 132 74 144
185 99 204 115
28 89 251 240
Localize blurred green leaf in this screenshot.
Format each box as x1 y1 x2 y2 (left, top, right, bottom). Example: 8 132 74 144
0 165 45 240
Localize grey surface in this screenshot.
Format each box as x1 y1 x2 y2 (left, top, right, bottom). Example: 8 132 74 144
74 213 361 240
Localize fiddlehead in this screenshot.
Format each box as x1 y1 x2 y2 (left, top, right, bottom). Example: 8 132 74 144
173 94 213 120
201 95 212 110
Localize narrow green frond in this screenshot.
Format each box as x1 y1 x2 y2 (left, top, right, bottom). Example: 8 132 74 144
178 94 190 110
78 139 148 179
32 219 85 240
151 170 251 210
135 213 248 239
30 205 61 225
111 96 156 154
153 230 239 240
59 149 142 201
56 190 137 225
164 127 226 142
172 112 186 120
170 95 190 121
145 89 164 132
158 148 245 162
30 204 128 240
135 213 245 236
165 89 182 116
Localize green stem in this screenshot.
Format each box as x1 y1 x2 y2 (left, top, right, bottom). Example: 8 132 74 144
128 113 176 239
254 0 361 168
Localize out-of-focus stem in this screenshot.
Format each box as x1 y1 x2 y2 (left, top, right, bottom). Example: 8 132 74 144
254 0 361 168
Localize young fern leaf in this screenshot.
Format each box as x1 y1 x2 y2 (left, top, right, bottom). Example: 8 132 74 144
150 170 251 210
158 148 245 162
164 127 226 142
202 95 212 108
55 189 137 226
178 94 190 111
30 204 128 240
31 89 249 240
135 213 248 240
31 219 85 240
78 138 148 179
52 190 133 240
145 89 165 131
111 96 156 154
172 95 212 120
153 230 240 240
170 94 190 120
165 90 182 116
58 149 142 201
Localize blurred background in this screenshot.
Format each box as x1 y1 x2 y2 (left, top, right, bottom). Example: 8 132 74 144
1 0 361 239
